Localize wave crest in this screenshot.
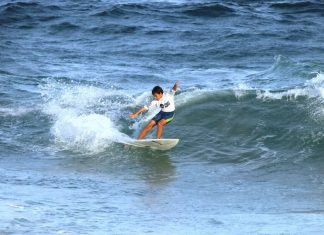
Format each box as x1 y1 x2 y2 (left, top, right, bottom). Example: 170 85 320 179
182 3 235 17
270 1 324 14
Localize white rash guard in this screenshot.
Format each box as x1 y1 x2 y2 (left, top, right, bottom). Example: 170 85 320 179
144 89 176 112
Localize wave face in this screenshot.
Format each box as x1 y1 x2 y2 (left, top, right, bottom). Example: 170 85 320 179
1 0 324 234
175 79 324 168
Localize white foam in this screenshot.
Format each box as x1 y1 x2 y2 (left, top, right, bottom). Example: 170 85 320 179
256 88 314 100
52 112 128 152
40 80 130 152
256 72 324 101
306 72 324 99
0 107 35 117
40 82 108 111
233 83 253 99
307 72 324 85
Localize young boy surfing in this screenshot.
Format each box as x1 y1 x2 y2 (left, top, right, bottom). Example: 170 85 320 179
130 81 179 139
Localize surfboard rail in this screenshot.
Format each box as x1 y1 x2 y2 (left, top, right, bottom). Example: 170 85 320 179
125 138 179 150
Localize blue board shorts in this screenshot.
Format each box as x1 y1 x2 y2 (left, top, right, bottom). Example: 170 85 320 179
152 111 175 124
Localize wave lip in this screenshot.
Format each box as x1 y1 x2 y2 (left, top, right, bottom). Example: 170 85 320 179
255 73 324 101
182 3 236 17
92 3 151 17
91 2 236 19
50 22 80 31
1 2 39 13
89 24 141 35
270 1 324 14
0 1 61 26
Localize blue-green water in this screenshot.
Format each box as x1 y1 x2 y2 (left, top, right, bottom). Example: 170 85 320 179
1 0 324 234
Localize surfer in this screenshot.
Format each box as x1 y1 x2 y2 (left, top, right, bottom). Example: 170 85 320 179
130 81 179 139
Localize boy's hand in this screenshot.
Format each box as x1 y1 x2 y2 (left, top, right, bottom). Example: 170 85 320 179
129 113 137 119
173 80 179 91
130 107 146 119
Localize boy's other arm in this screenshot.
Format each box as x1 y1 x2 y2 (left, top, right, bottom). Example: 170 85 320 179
130 107 147 119
172 81 179 92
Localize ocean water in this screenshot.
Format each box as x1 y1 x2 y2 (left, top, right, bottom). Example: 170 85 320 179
1 0 324 234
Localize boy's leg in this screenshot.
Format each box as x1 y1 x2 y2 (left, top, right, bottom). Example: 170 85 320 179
137 120 156 140
156 119 167 139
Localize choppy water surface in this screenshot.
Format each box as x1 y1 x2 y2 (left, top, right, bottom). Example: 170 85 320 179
1 0 324 234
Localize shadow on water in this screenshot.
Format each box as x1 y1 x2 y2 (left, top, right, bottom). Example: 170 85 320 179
129 147 177 187
55 143 177 188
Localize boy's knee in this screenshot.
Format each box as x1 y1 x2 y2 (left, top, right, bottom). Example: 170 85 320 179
157 120 166 127
148 120 156 127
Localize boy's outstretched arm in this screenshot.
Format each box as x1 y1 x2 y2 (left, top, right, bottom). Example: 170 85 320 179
172 81 179 92
130 107 146 119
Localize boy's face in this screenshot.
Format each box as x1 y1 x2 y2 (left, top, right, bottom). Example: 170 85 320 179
153 92 163 101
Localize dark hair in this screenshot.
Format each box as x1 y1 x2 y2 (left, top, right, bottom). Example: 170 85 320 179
152 86 163 95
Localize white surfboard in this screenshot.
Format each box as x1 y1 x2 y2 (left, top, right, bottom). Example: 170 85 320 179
125 139 179 151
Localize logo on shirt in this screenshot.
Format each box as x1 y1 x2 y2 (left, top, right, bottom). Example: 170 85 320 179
160 101 170 109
